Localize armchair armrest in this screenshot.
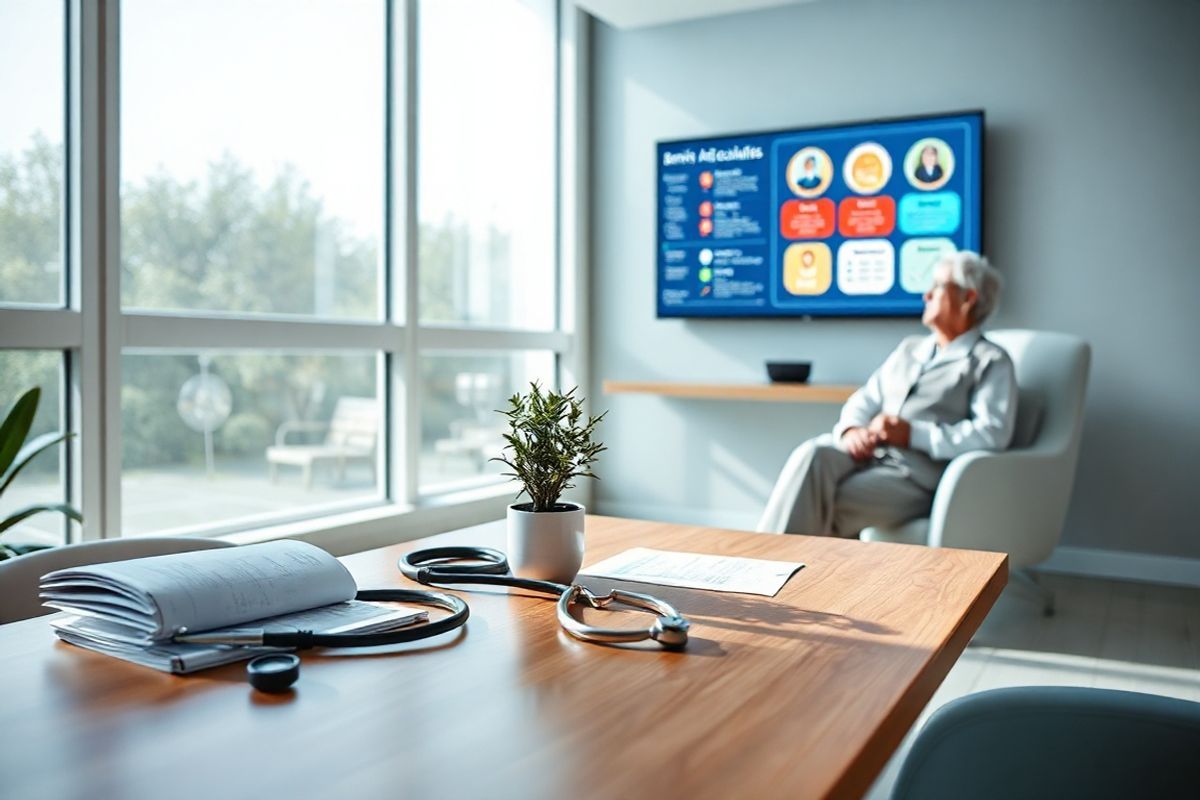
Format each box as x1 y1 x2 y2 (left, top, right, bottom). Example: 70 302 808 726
274 421 329 447
928 448 1074 569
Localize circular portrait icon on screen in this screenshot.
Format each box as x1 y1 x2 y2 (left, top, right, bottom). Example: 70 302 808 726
904 138 955 191
786 147 833 198
842 142 893 196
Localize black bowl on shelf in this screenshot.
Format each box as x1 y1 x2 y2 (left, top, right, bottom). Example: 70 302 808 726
766 361 812 384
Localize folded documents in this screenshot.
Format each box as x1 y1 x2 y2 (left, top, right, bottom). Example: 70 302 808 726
40 540 427 674
50 600 425 674
579 547 804 597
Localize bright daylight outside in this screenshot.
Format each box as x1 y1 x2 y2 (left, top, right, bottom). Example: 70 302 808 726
0 1 67 546
0 0 559 543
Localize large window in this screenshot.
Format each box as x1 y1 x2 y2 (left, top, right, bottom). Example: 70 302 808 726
0 0 65 308
418 0 557 331
121 0 383 320
0 0 69 548
0 0 576 547
117 0 387 534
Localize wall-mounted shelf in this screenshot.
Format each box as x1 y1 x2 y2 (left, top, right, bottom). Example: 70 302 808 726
603 380 856 404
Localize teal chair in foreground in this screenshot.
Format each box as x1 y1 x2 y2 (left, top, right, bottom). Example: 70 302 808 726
892 686 1200 800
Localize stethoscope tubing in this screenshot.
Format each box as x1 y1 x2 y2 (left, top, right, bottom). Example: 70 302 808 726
175 588 469 649
397 545 570 597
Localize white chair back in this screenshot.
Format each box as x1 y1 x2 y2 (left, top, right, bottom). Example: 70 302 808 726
987 329 1090 458
927 329 1091 565
326 397 378 453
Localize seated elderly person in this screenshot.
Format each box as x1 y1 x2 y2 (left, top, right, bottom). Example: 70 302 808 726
757 251 1017 537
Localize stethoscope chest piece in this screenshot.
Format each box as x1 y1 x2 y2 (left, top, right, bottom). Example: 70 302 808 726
557 585 690 650
652 615 691 649
247 653 301 693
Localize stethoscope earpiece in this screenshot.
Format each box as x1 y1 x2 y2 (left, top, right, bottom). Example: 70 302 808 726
247 653 301 693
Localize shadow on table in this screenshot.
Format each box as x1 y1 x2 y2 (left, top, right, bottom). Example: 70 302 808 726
577 577 898 641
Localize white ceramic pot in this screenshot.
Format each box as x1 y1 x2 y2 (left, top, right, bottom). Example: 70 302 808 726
506 502 585 584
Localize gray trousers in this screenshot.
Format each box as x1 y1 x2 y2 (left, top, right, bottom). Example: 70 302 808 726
756 434 934 537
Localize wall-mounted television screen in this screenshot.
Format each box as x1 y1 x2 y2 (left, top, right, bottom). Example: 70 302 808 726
656 110 983 318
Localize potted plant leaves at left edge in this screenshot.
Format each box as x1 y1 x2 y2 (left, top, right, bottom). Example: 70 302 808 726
0 387 82 560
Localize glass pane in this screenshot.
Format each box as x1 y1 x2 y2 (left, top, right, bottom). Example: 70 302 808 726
418 0 556 330
420 351 555 491
0 351 66 547
120 0 384 320
122 351 382 535
0 0 65 307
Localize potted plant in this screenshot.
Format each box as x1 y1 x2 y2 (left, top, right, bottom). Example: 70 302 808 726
1 387 82 560
492 383 605 583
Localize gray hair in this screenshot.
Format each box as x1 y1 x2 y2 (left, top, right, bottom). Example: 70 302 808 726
940 250 1002 324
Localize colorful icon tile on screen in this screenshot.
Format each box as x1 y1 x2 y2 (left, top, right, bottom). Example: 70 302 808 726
904 138 955 191
699 218 714 237
843 143 892 195
779 198 835 239
786 147 834 198
699 201 713 217
838 196 896 237
898 192 962 235
698 248 714 266
783 243 832 296
837 239 895 295
699 171 714 190
698 267 713 283
899 238 957 294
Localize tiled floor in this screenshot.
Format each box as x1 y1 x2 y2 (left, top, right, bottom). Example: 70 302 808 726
864 573 1200 799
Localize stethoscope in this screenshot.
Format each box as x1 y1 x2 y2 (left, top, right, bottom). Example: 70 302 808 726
398 546 690 650
174 546 689 692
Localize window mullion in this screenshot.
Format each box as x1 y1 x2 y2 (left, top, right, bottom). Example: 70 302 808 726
419 326 569 353
122 314 402 352
100 0 122 540
400 0 420 505
557 1 588 400
70 0 115 542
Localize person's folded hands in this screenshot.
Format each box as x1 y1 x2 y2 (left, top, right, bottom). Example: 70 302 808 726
840 426 880 461
868 414 912 448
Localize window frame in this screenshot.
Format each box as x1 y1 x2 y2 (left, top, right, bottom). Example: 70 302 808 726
0 0 589 555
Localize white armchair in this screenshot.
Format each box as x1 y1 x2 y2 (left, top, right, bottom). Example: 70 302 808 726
861 330 1091 612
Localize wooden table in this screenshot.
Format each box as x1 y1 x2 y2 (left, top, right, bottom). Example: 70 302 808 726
0 516 1006 800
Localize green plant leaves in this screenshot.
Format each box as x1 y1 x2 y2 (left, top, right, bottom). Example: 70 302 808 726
0 503 82 536
0 387 40 479
0 431 75 496
0 387 84 544
491 383 606 512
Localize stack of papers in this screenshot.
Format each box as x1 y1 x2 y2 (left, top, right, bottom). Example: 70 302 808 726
41 540 427 674
579 547 805 597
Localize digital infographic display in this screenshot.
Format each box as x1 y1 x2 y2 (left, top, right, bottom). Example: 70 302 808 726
656 111 983 318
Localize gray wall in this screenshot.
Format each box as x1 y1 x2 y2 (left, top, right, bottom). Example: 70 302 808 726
589 0 1200 559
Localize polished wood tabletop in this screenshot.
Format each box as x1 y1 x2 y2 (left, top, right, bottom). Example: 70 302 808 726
0 516 1006 800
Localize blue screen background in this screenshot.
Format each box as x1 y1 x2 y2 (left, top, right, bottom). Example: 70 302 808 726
655 112 983 318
